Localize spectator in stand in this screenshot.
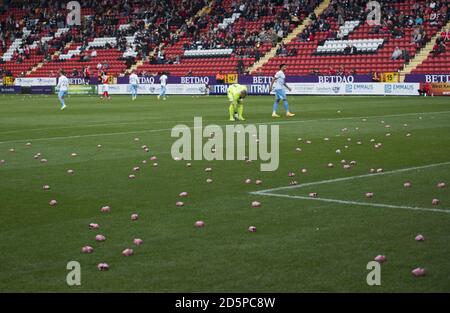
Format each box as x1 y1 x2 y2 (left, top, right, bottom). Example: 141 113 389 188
391 27 404 39
255 48 261 62
157 50 165 64
344 44 357 55
216 71 225 83
418 82 431 96
372 71 381 82
91 50 98 58
237 58 245 74
429 12 440 26
72 68 79 77
336 65 345 76
412 27 425 48
23 45 30 59
276 43 288 56
415 15 424 25
402 49 411 62
288 48 298 57
344 45 351 54
83 66 91 84
431 41 446 57
391 47 402 60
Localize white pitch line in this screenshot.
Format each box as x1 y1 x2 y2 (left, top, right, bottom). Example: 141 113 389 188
0 127 175 144
251 192 450 214
250 161 450 214
252 161 450 194
1 109 450 145
0 119 198 135
255 109 450 127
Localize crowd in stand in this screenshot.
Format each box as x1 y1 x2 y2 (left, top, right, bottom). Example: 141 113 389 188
0 0 208 73
1 0 449 78
309 65 357 76
179 0 319 63
299 0 448 48
431 30 449 57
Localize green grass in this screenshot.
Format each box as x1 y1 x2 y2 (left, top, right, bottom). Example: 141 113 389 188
0 94 449 292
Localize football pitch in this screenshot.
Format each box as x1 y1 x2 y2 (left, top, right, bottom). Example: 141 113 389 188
0 94 449 292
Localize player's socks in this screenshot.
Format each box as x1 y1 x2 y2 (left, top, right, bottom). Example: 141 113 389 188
238 105 245 121
229 104 235 121
283 100 289 112
273 101 279 113
59 96 65 110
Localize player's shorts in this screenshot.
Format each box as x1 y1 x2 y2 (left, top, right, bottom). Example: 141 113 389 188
103 84 109 92
130 84 138 92
274 88 287 101
58 90 68 98
227 88 233 102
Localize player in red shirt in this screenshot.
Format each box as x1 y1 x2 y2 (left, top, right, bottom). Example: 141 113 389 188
101 72 110 100
418 82 431 97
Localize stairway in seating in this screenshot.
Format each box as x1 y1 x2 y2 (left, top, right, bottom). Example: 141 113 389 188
247 0 330 74
26 41 73 76
128 0 214 74
400 20 450 82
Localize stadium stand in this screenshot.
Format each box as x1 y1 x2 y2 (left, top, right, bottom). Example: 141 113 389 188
411 29 450 73
1 0 209 78
255 0 449 76
134 0 322 76
0 0 449 79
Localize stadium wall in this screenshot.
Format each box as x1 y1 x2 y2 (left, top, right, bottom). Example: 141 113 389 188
97 82 420 96
8 75 449 96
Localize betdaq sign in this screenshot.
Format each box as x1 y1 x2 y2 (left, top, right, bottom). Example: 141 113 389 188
67 77 89 85
405 74 450 83
317 76 356 83
117 76 211 85
116 75 373 85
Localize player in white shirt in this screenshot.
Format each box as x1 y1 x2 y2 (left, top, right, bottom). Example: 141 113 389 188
157 72 168 100
269 64 295 118
129 70 139 100
56 69 69 110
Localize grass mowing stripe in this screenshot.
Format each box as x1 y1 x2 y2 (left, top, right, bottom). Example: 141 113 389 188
2 109 450 145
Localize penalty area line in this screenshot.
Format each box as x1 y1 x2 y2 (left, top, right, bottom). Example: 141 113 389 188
250 161 450 214
251 161 450 194
249 192 450 214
